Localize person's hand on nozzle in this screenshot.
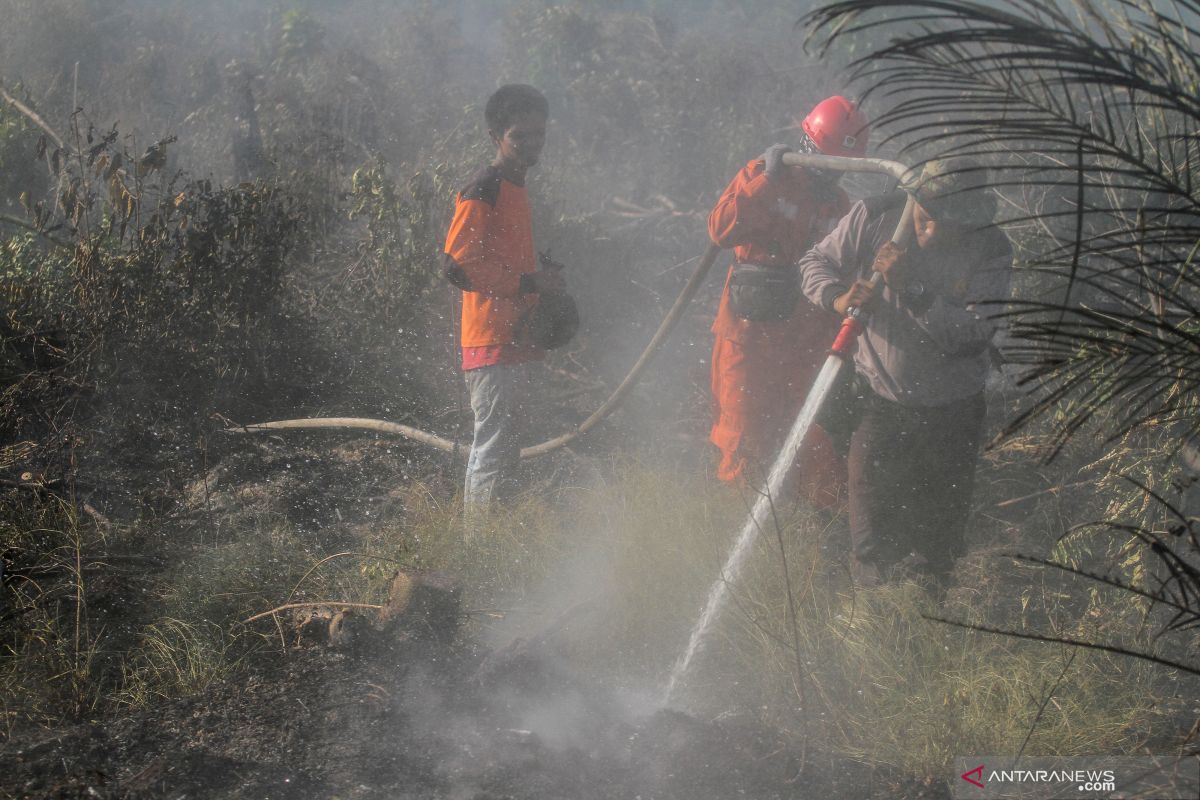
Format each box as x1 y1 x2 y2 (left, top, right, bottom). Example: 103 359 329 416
872 241 911 290
761 144 794 182
832 278 877 317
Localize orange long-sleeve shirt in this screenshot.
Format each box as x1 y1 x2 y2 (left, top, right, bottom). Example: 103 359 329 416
443 166 541 367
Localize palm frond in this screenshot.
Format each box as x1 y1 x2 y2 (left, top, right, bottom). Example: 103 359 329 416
805 0 1200 448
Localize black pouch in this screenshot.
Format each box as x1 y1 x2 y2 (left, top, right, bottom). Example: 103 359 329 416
727 263 800 322
517 292 580 350
815 368 869 457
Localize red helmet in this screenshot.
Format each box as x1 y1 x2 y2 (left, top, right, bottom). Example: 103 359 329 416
801 96 870 157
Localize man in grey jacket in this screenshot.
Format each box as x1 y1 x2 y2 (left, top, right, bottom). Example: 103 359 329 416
798 160 1013 586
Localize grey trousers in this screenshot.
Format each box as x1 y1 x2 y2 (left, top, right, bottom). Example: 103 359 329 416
463 362 531 508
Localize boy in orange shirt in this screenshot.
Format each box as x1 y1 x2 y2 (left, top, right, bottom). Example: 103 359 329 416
443 84 564 510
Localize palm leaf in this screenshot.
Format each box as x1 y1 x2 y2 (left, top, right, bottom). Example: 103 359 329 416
805 0 1200 450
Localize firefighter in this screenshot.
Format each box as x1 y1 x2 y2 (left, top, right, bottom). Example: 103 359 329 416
798 159 1013 586
708 96 870 507
442 84 565 512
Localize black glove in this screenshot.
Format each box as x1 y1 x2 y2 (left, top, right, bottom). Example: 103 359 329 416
761 143 793 182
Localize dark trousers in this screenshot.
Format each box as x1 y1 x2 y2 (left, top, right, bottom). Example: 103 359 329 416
845 392 986 577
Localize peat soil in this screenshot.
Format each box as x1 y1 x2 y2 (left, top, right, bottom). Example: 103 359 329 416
1 623 948 800
0 407 944 800
0 428 949 800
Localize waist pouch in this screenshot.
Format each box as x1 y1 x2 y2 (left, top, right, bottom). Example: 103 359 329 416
815 369 869 456
727 262 799 322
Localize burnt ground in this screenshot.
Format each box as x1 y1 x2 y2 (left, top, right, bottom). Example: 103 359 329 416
8 375 1190 800
0 422 955 800
1 629 947 800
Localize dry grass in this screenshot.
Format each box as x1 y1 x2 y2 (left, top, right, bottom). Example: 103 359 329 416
362 485 571 615
0 499 106 729
390 459 1171 778
1 458 1173 778
117 618 243 708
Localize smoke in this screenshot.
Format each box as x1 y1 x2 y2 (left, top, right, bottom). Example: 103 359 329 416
0 0 860 437
0 3 867 794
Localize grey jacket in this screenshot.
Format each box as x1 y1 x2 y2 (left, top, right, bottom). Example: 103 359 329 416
798 193 1013 407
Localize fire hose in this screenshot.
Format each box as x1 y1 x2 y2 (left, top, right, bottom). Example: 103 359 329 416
664 153 917 704
227 154 918 460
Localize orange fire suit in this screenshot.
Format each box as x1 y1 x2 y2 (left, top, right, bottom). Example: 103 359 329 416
709 158 848 507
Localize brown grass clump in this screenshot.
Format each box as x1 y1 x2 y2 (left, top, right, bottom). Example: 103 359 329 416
391 460 1171 779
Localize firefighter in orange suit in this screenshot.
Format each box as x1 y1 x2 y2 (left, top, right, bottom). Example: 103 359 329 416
708 96 870 507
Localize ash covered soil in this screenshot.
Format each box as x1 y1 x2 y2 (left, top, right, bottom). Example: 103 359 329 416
3 624 926 799
1 434 947 800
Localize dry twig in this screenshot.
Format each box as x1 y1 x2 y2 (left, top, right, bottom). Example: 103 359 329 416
241 601 382 625
0 84 65 150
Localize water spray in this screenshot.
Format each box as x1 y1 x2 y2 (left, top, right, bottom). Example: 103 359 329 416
662 153 917 707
